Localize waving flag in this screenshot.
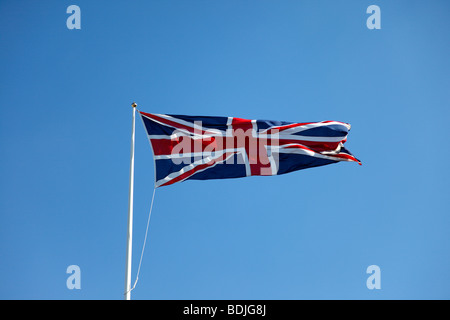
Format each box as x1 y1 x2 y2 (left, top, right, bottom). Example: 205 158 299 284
139 111 360 187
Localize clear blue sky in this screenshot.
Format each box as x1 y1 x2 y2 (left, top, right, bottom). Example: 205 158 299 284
1 0 449 299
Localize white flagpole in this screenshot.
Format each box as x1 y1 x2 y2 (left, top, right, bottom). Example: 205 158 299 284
124 102 137 300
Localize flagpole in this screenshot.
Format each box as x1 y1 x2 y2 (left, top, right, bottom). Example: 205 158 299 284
124 101 137 300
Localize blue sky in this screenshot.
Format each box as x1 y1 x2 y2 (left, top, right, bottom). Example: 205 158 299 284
0 0 449 299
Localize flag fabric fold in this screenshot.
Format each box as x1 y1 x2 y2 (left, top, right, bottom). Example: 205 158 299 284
139 111 360 188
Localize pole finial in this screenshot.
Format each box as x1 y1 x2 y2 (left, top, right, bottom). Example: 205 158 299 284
131 102 137 108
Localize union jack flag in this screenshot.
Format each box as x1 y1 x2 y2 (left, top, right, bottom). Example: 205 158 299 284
139 111 361 187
